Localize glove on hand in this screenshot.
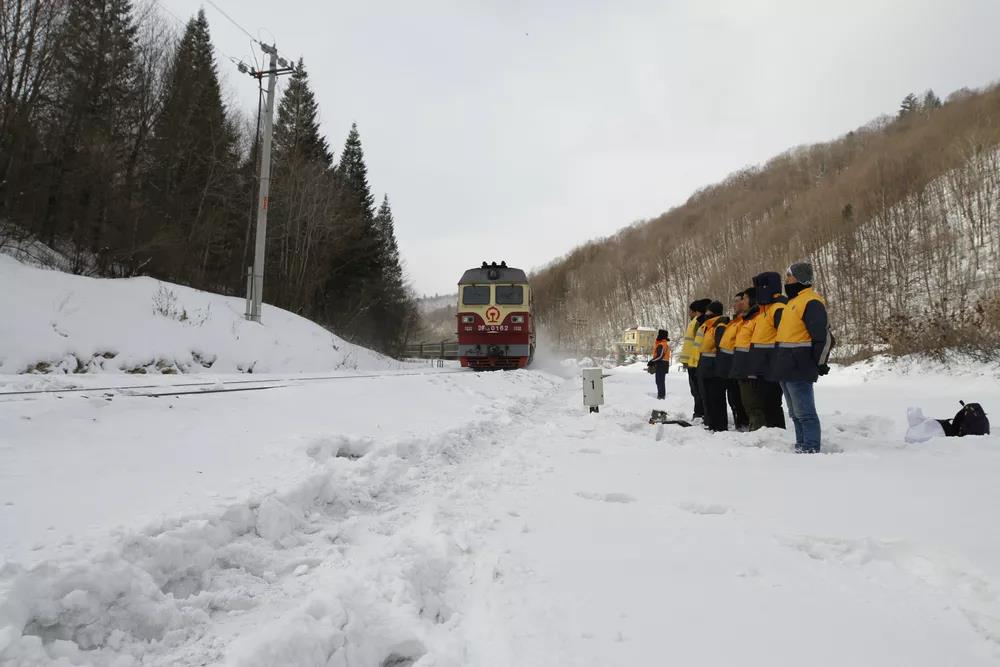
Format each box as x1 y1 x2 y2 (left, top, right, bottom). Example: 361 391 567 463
818 364 831 376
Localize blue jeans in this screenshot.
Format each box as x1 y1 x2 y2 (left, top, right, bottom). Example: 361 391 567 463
781 380 820 452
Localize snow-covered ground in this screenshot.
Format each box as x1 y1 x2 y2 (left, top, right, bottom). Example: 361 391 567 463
2 358 999 665
1 255 395 374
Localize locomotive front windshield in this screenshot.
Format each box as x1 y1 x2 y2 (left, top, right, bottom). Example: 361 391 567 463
495 285 524 305
462 285 490 305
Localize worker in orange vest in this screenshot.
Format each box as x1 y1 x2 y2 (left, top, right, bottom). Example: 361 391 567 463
647 329 671 399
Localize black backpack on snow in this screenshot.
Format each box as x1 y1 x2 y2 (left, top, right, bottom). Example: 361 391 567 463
941 402 990 437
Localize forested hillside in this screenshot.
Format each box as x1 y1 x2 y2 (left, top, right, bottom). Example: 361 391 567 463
532 86 1000 361
416 296 458 342
0 0 417 353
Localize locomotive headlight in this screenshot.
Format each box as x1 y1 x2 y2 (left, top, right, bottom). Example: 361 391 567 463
510 315 524 324
461 315 474 323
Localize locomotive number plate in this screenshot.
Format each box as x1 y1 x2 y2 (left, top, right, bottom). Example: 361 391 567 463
478 325 510 332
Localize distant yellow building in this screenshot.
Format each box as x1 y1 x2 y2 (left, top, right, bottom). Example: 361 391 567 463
616 326 658 357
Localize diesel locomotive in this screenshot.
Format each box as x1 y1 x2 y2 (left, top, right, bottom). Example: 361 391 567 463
457 262 535 370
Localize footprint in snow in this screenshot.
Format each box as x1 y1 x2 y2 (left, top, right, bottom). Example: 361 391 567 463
779 534 1000 648
577 448 601 454
677 501 731 515
576 491 635 504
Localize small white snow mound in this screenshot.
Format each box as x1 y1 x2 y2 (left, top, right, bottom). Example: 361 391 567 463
905 407 949 443
255 496 302 542
0 254 395 374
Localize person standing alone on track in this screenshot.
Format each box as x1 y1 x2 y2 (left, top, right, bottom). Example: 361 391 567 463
647 329 671 400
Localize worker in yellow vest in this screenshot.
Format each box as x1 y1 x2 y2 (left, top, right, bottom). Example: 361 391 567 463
729 286 766 430
772 262 832 453
715 290 750 430
679 299 711 420
750 271 787 429
697 301 728 431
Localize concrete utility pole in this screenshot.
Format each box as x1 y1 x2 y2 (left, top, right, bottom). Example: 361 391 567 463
243 44 294 323
248 44 278 323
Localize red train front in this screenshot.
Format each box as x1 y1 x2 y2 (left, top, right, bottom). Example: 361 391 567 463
456 262 535 370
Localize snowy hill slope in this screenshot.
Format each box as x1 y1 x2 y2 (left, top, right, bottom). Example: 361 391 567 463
1 255 394 374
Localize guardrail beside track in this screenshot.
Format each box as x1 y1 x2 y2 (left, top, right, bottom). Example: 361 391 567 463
404 340 459 360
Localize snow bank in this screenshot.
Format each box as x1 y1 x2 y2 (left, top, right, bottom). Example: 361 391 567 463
1 254 394 374
836 351 1000 380
0 368 562 665
4 334 1000 664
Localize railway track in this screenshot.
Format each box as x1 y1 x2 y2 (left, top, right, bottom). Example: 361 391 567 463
0 368 469 402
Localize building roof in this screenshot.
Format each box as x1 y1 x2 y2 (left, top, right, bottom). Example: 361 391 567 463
459 262 528 284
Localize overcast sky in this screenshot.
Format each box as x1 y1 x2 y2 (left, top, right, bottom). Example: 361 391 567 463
166 0 1000 296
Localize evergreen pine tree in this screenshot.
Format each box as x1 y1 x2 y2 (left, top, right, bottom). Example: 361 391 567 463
144 10 241 288
268 57 335 309
41 0 140 265
336 123 375 215
374 195 402 281
272 59 332 168
898 93 920 118
372 194 417 352
922 89 942 111
320 124 384 343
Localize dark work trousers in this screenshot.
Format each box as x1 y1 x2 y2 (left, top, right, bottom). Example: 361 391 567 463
702 374 730 432
739 379 766 431
759 379 787 429
727 379 749 429
698 367 710 423
654 361 668 399
687 365 704 418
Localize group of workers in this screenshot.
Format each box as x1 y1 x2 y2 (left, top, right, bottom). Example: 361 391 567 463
648 261 832 453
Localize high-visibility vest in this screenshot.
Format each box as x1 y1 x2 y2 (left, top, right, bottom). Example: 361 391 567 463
678 317 699 366
734 311 757 352
698 316 723 358
691 319 705 367
652 339 670 361
777 287 826 346
730 311 758 379
750 302 786 348
718 314 743 354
